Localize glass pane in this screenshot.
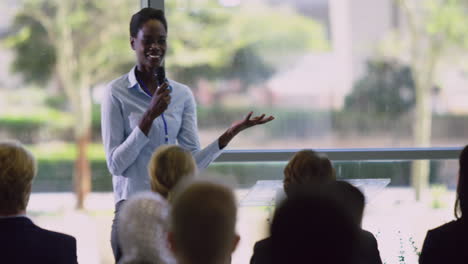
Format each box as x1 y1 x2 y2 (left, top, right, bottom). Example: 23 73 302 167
205 159 459 264
164 0 468 149
1 1 139 263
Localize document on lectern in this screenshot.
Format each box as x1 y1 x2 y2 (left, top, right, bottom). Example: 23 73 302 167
240 178 391 207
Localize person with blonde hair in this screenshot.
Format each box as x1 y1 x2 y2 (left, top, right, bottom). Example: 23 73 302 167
114 145 196 260
149 145 197 200
169 180 239 264
0 141 77 264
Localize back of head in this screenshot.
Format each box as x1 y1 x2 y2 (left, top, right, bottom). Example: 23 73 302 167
118 192 172 264
283 150 335 196
170 180 238 264
455 145 468 219
271 192 359 264
149 145 196 199
324 181 365 226
0 141 36 215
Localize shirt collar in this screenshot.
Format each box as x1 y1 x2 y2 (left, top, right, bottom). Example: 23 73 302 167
127 66 138 89
128 66 173 91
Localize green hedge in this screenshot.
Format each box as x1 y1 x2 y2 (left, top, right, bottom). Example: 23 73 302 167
0 109 74 143
33 160 112 192
3 105 468 142
31 159 441 192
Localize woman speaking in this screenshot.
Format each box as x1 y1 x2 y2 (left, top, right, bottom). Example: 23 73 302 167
101 7 274 261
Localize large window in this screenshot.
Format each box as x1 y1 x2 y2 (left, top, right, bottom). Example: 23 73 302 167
0 1 138 263
161 0 468 149
1 0 467 263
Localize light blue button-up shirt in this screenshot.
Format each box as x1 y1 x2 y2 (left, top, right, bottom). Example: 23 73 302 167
101 66 223 204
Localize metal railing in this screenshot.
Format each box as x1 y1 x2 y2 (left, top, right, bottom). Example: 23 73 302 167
215 147 462 162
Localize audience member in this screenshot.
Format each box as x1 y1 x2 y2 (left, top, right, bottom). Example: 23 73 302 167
169 180 239 264
270 191 359 264
149 145 197 200
325 181 382 264
0 141 77 264
419 145 468 264
283 149 335 197
251 149 335 264
112 144 196 261
118 191 175 264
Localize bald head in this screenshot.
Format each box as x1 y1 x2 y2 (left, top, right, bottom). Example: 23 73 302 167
169 181 238 264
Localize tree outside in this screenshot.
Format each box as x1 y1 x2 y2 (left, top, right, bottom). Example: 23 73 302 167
3 0 328 208
380 0 468 200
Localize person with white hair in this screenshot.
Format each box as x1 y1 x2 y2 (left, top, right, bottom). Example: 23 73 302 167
118 191 175 264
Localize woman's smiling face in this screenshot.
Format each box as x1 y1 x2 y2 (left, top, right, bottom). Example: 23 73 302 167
131 19 167 72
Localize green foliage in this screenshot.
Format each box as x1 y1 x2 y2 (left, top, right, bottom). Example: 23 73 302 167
225 46 275 87
3 0 134 87
28 143 106 162
29 154 440 192
423 0 468 47
430 184 448 209
0 109 73 143
33 160 112 192
165 0 329 87
345 59 415 118
4 14 56 85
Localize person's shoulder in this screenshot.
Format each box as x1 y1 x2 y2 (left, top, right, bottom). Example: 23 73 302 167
359 229 382 263
37 226 76 242
428 219 465 238
251 237 273 264
361 229 377 241
169 79 193 97
106 72 132 95
254 237 272 251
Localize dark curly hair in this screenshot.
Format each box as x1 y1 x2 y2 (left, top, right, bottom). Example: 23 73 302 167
129 7 168 38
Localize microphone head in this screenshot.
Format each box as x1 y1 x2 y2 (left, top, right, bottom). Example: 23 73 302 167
156 66 172 92
156 66 166 86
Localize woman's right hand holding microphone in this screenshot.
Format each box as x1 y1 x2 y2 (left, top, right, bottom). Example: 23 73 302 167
139 82 171 135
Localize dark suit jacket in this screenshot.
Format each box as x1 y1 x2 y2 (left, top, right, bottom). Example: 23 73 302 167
359 230 382 264
250 230 382 264
250 237 273 264
419 219 468 264
0 217 78 264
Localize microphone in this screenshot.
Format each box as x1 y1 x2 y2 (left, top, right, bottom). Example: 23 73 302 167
156 66 170 144
156 66 172 93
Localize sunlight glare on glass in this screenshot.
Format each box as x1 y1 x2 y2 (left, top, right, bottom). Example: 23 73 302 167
219 0 241 7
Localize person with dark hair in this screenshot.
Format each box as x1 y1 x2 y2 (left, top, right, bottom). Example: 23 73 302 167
0 141 77 264
419 145 468 264
325 181 382 264
251 149 335 264
102 7 273 262
270 192 359 264
283 149 335 196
